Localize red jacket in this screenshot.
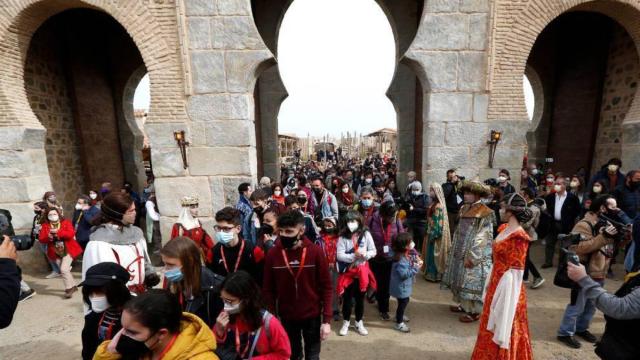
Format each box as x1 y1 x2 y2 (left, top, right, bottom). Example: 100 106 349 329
215 313 291 360
263 238 333 324
38 220 82 260
170 223 215 264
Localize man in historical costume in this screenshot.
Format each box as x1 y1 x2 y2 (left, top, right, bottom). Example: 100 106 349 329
171 195 215 265
441 180 495 323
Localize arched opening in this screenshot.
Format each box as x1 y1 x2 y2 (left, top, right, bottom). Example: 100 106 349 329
24 8 147 213
525 11 640 176
251 0 424 186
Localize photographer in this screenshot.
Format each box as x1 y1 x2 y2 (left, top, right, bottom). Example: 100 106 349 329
567 262 640 359
557 195 618 349
0 235 20 328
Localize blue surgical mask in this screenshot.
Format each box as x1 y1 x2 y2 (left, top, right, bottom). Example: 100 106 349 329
164 267 183 283
362 199 373 208
215 231 235 246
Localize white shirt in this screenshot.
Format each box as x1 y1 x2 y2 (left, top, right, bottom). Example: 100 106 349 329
554 192 567 221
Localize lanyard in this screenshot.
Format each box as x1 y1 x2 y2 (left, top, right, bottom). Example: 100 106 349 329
281 247 307 297
75 212 83 229
379 219 392 245
235 325 255 358
97 311 115 340
221 240 245 274
157 333 179 360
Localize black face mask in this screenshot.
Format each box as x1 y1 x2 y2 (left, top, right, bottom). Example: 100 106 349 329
297 197 307 205
254 206 264 214
631 181 640 190
324 227 337 234
116 334 152 359
313 188 323 195
262 224 274 236
280 234 300 249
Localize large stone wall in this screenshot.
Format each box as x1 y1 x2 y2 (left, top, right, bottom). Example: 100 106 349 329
593 24 640 172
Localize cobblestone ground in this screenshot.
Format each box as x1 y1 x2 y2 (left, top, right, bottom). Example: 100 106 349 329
0 243 622 360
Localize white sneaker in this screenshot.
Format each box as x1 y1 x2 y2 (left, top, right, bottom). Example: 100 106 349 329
355 320 368 336
339 320 350 336
45 271 61 279
394 322 410 333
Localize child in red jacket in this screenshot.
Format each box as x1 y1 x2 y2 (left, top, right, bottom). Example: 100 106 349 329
39 207 82 298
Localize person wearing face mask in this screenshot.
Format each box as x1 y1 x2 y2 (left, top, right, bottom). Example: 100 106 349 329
236 183 254 228
214 271 291 360
442 169 463 236
94 289 218 360
89 190 101 207
31 201 61 279
544 173 556 195
582 180 607 216
526 164 540 196
542 177 581 268
404 182 430 253
271 183 285 206
73 195 100 250
143 184 161 258
263 210 333 360
296 189 311 215
588 158 625 196
38 207 82 298
244 189 284 249
336 210 377 336
357 171 375 197
368 201 404 321
354 187 379 224
100 182 113 199
80 262 132 360
285 195 320 242
441 180 495 323
259 177 273 197
161 237 224 328
471 193 534 359
424 183 451 283
310 176 339 225
613 169 640 222
317 217 341 321
335 179 358 219
210 207 259 281
568 176 585 203
257 209 279 254
497 169 516 195
372 178 394 205
84 192 159 295
171 196 215 265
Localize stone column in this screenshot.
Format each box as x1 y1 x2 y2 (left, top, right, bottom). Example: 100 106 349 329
622 122 640 170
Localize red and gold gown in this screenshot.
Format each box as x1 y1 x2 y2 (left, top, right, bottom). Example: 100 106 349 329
471 225 533 360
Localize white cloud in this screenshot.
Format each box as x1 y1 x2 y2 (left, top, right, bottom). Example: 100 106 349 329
277 0 396 137
523 75 534 120
133 74 150 111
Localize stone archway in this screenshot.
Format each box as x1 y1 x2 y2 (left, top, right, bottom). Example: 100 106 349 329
0 0 186 231
489 0 640 171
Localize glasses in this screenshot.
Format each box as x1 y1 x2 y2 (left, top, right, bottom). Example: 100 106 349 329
214 225 236 232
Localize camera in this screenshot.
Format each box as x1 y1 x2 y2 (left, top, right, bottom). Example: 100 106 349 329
558 233 584 248
0 212 35 251
596 214 629 243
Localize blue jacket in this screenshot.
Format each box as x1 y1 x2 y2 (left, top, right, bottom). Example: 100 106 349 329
389 256 418 299
614 185 640 221
73 206 100 246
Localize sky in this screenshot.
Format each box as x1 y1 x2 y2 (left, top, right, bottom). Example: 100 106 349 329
132 4 537 132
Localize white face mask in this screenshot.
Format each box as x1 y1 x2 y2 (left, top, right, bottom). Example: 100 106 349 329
342 187 349 194
409 242 415 250
554 185 562 193
274 190 282 196
347 221 359 233
498 176 508 183
608 164 619 172
593 185 602 194
224 302 241 315
90 295 109 313
569 181 579 189
89 193 98 200
48 214 59 223
75 203 83 211
531 169 539 175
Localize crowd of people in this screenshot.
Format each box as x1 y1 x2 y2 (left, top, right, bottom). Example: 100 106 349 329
1 153 640 359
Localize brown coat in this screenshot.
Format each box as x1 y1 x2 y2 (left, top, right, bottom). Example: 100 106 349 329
569 212 613 280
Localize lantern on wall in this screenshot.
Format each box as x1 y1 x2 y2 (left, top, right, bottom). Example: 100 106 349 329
487 130 502 168
174 130 190 169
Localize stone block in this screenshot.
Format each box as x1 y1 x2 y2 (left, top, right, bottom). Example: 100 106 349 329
458 52 486 91
415 52 457 91
159 216 176 245
191 51 226 94
473 93 489 122
216 0 251 15
425 122 445 147
145 123 191 148
155 177 212 217
460 0 490 13
210 18 225 49
26 150 48 177
469 14 488 51
185 0 217 15
188 148 252 176
622 122 640 144
445 122 488 147
188 94 230 121
0 150 32 178
225 50 272 93
486 120 530 146
190 122 207 146
1 202 35 232
230 94 253 120
209 176 225 211
415 14 468 50
0 178 29 203
223 176 253 206
150 148 188 177
424 0 458 12
221 17 265 50
423 146 471 169
204 120 255 146
199 217 216 238
0 127 45 150
25 175 51 200
428 93 473 122
188 18 210 49
490 146 526 170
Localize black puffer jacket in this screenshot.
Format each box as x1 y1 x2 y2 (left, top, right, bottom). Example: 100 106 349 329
182 266 224 327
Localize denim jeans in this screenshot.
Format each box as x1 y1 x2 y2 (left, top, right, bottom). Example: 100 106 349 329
557 279 604 336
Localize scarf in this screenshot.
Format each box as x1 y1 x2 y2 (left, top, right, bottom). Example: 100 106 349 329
177 207 200 231
431 182 451 274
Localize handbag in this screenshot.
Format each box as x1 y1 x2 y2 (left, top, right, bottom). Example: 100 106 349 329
337 232 364 274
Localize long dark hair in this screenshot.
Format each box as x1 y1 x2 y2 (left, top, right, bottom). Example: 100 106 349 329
221 271 264 331
339 210 365 238
82 281 132 311
160 237 203 297
123 289 183 334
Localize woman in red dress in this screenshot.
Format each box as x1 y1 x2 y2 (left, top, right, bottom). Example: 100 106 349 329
471 193 533 360
171 196 215 265
39 207 83 298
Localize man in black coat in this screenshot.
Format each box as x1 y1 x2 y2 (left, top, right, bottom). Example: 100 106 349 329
542 177 582 268
0 236 20 329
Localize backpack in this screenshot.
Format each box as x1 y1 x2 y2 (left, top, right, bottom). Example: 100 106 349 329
553 220 595 289
214 310 272 360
